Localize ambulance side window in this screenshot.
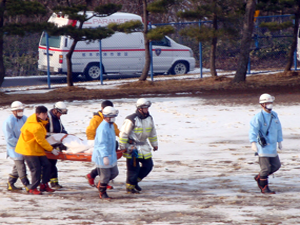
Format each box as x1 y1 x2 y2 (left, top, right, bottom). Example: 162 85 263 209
152 36 171 47
64 38 68 47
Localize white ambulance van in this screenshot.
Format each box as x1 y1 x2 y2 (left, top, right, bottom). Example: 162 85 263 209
38 12 196 80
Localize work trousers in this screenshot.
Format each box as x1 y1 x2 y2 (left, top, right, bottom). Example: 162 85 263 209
259 155 281 179
10 160 27 180
97 166 119 184
24 155 51 190
126 157 153 185
89 141 118 179
9 160 28 186
49 159 58 179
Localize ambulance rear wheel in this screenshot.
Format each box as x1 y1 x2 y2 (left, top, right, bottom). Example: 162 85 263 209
169 61 188 75
84 63 104 81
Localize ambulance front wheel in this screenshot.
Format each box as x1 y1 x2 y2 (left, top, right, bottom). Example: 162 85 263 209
84 63 104 81
169 61 189 75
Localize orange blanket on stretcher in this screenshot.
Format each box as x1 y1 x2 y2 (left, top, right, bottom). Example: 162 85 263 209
45 150 123 162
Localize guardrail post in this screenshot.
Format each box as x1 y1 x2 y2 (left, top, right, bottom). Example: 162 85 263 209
199 20 203 78
149 22 154 81
99 39 103 85
294 49 297 71
45 32 51 89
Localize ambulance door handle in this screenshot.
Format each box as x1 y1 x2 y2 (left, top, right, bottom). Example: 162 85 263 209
44 53 53 56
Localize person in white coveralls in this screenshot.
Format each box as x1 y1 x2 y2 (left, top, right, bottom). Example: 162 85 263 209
119 98 158 194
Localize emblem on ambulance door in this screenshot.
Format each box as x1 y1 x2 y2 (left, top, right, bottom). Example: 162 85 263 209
155 49 161 56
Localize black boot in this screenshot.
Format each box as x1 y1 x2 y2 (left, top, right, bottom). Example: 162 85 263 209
135 183 142 192
98 183 111 200
7 175 22 191
254 174 262 190
126 183 139 194
50 178 63 189
259 178 275 194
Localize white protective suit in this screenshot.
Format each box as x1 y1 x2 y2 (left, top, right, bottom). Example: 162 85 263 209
119 110 158 159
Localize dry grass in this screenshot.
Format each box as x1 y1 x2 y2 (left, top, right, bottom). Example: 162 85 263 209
1 71 300 107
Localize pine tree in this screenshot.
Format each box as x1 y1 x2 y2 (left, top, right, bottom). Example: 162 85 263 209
0 0 50 87
178 0 244 77
233 0 257 83
47 2 122 86
137 0 176 81
256 0 300 73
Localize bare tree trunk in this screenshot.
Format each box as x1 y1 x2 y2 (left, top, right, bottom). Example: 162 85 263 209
65 12 86 87
0 0 6 88
66 42 76 87
139 0 150 81
210 12 218 77
284 2 300 72
233 0 256 83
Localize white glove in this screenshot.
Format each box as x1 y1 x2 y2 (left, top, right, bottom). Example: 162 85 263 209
103 157 110 166
251 142 258 152
278 142 283 150
52 149 60 156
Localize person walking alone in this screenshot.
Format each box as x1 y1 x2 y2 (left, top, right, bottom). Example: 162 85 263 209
249 93 283 194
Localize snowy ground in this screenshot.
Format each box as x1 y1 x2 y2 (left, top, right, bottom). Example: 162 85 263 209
1 95 300 224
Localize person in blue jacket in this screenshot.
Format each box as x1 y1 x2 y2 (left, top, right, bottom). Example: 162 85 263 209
92 106 119 200
249 93 283 194
2 101 29 191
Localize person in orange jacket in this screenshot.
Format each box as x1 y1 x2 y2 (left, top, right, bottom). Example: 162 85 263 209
15 106 59 195
85 100 120 189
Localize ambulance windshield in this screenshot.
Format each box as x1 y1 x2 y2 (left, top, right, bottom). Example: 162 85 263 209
40 32 61 48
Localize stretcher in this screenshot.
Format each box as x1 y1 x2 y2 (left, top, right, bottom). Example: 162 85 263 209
45 150 124 162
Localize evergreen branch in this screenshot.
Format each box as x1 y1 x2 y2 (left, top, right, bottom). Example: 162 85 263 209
147 25 175 41
107 20 143 33
6 0 47 17
147 0 178 13
2 22 55 36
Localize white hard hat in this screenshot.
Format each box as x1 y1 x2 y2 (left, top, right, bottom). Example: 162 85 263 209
54 101 68 114
102 106 119 117
11 101 24 111
136 98 151 108
259 94 275 104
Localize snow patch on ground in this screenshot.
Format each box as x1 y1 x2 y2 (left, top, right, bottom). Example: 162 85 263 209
0 97 300 224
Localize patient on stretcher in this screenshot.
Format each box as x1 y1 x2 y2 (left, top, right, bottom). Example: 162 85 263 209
46 134 94 154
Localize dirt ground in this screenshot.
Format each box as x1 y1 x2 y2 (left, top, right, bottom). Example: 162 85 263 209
2 71 300 106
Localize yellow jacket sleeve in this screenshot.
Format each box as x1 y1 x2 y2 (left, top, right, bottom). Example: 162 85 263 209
113 123 120 137
86 115 102 140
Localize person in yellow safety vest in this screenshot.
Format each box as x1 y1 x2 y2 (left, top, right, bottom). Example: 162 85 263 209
85 100 120 189
119 98 158 194
15 106 59 195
